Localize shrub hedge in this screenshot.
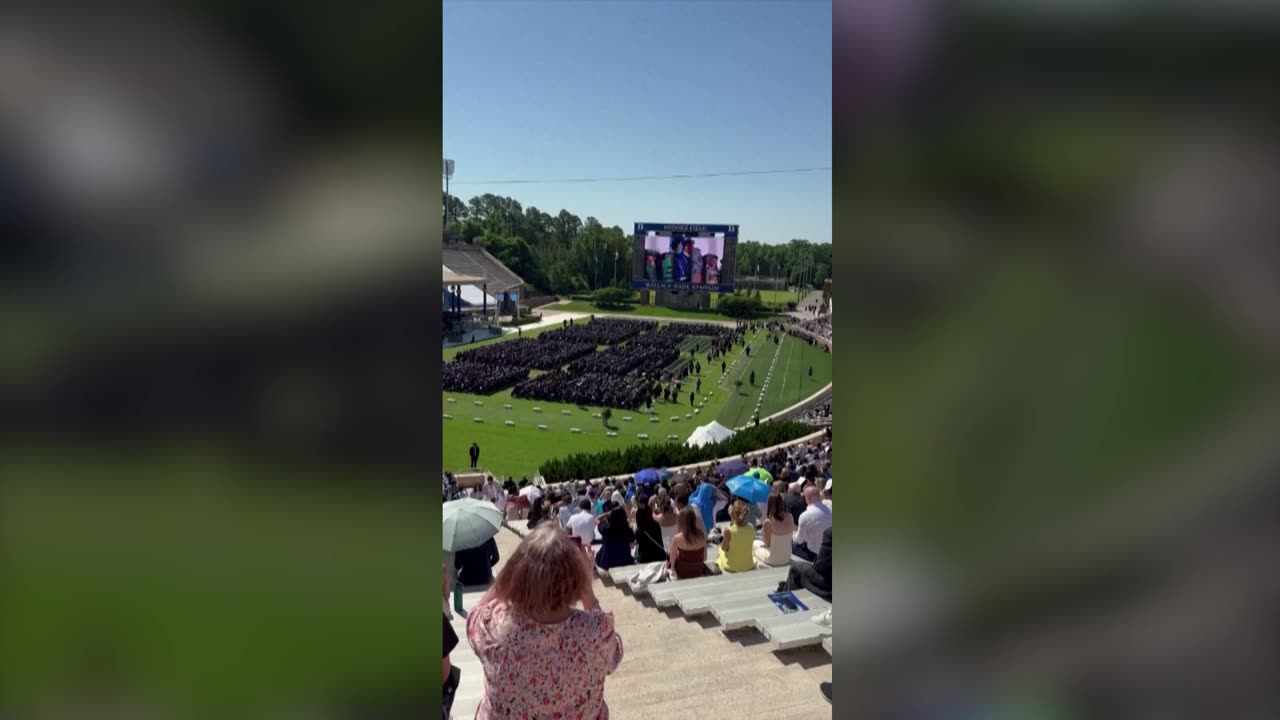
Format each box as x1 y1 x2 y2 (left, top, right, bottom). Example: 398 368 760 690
538 420 815 483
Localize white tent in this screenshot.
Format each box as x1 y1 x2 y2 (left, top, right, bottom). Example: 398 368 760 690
685 420 736 448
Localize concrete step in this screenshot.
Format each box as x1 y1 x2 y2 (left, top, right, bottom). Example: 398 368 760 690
755 607 833 651
674 576 793 615
712 590 828 631
650 566 786 607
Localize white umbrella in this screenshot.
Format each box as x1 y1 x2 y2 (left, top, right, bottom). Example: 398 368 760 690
519 485 543 501
443 498 503 553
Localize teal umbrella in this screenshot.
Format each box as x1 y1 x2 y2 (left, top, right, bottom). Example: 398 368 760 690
443 498 503 553
727 474 772 504
746 467 774 485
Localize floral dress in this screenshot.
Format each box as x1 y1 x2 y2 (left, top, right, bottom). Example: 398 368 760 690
467 600 624 719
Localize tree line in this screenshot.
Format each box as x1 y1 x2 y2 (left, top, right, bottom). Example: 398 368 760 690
444 193 831 297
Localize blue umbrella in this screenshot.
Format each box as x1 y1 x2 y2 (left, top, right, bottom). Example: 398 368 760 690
689 482 717 534
634 468 661 486
656 468 674 481
717 459 748 478
726 474 772 504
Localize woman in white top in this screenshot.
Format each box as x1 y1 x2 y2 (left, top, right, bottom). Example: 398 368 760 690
654 492 679 552
753 493 795 567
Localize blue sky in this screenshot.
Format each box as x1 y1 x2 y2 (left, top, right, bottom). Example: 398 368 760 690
443 1 831 245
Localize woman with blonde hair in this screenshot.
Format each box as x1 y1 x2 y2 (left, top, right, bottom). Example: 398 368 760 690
753 493 795 567
717 499 757 573
654 492 679 552
667 506 709 580
467 525 624 719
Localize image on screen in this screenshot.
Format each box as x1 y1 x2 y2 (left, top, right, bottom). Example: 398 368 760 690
631 224 737 292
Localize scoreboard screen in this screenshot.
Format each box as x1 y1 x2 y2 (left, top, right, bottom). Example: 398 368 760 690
631 223 738 293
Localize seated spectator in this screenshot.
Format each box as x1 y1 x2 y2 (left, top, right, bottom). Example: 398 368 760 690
716 500 756 573
667 506 710 580
468 526 624 719
783 527 832 602
754 493 796 568
823 478 833 511
595 506 636 571
654 492 679 552
455 535 500 587
632 504 668 564
671 482 691 515
793 486 832 562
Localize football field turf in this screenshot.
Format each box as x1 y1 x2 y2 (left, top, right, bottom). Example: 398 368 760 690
443 326 832 477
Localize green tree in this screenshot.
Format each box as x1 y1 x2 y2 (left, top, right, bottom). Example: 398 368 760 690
718 294 766 318
592 286 633 309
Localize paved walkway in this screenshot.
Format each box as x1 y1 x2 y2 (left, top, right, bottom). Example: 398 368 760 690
787 289 827 320
450 526 831 719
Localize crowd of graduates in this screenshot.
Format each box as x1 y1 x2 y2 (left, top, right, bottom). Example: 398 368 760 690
442 361 530 394
443 318 759 407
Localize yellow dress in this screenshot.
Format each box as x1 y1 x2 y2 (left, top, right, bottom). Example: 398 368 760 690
716 523 756 573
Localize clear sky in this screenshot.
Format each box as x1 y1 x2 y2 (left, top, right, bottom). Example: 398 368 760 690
443 1 831 245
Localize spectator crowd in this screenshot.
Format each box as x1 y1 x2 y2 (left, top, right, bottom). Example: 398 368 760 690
445 424 836 718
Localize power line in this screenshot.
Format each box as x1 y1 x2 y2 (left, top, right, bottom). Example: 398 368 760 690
449 166 832 186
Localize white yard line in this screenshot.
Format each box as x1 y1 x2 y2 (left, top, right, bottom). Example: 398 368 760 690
776 335 796 413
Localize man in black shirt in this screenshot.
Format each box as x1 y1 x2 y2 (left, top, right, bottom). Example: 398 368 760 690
454 536 500 587
469 442 480 469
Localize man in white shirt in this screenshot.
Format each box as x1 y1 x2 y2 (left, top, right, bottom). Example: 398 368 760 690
481 475 503 505
567 499 597 554
793 486 831 562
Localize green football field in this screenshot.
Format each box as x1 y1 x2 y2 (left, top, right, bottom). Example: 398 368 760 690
443 324 832 477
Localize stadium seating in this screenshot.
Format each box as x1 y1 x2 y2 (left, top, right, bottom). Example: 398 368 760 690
599 559 831 651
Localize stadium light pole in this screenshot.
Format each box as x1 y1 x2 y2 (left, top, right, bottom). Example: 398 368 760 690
443 159 455 226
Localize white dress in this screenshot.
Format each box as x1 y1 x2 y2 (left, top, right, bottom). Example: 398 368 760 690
660 523 678 553
753 521 793 567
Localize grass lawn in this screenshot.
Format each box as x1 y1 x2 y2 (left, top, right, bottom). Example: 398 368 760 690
443 328 831 477
1 451 431 715
758 289 806 306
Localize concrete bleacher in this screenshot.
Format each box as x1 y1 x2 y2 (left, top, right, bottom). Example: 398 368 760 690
598 554 831 652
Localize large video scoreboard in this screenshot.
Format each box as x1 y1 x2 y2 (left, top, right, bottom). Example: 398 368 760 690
631 222 738 293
